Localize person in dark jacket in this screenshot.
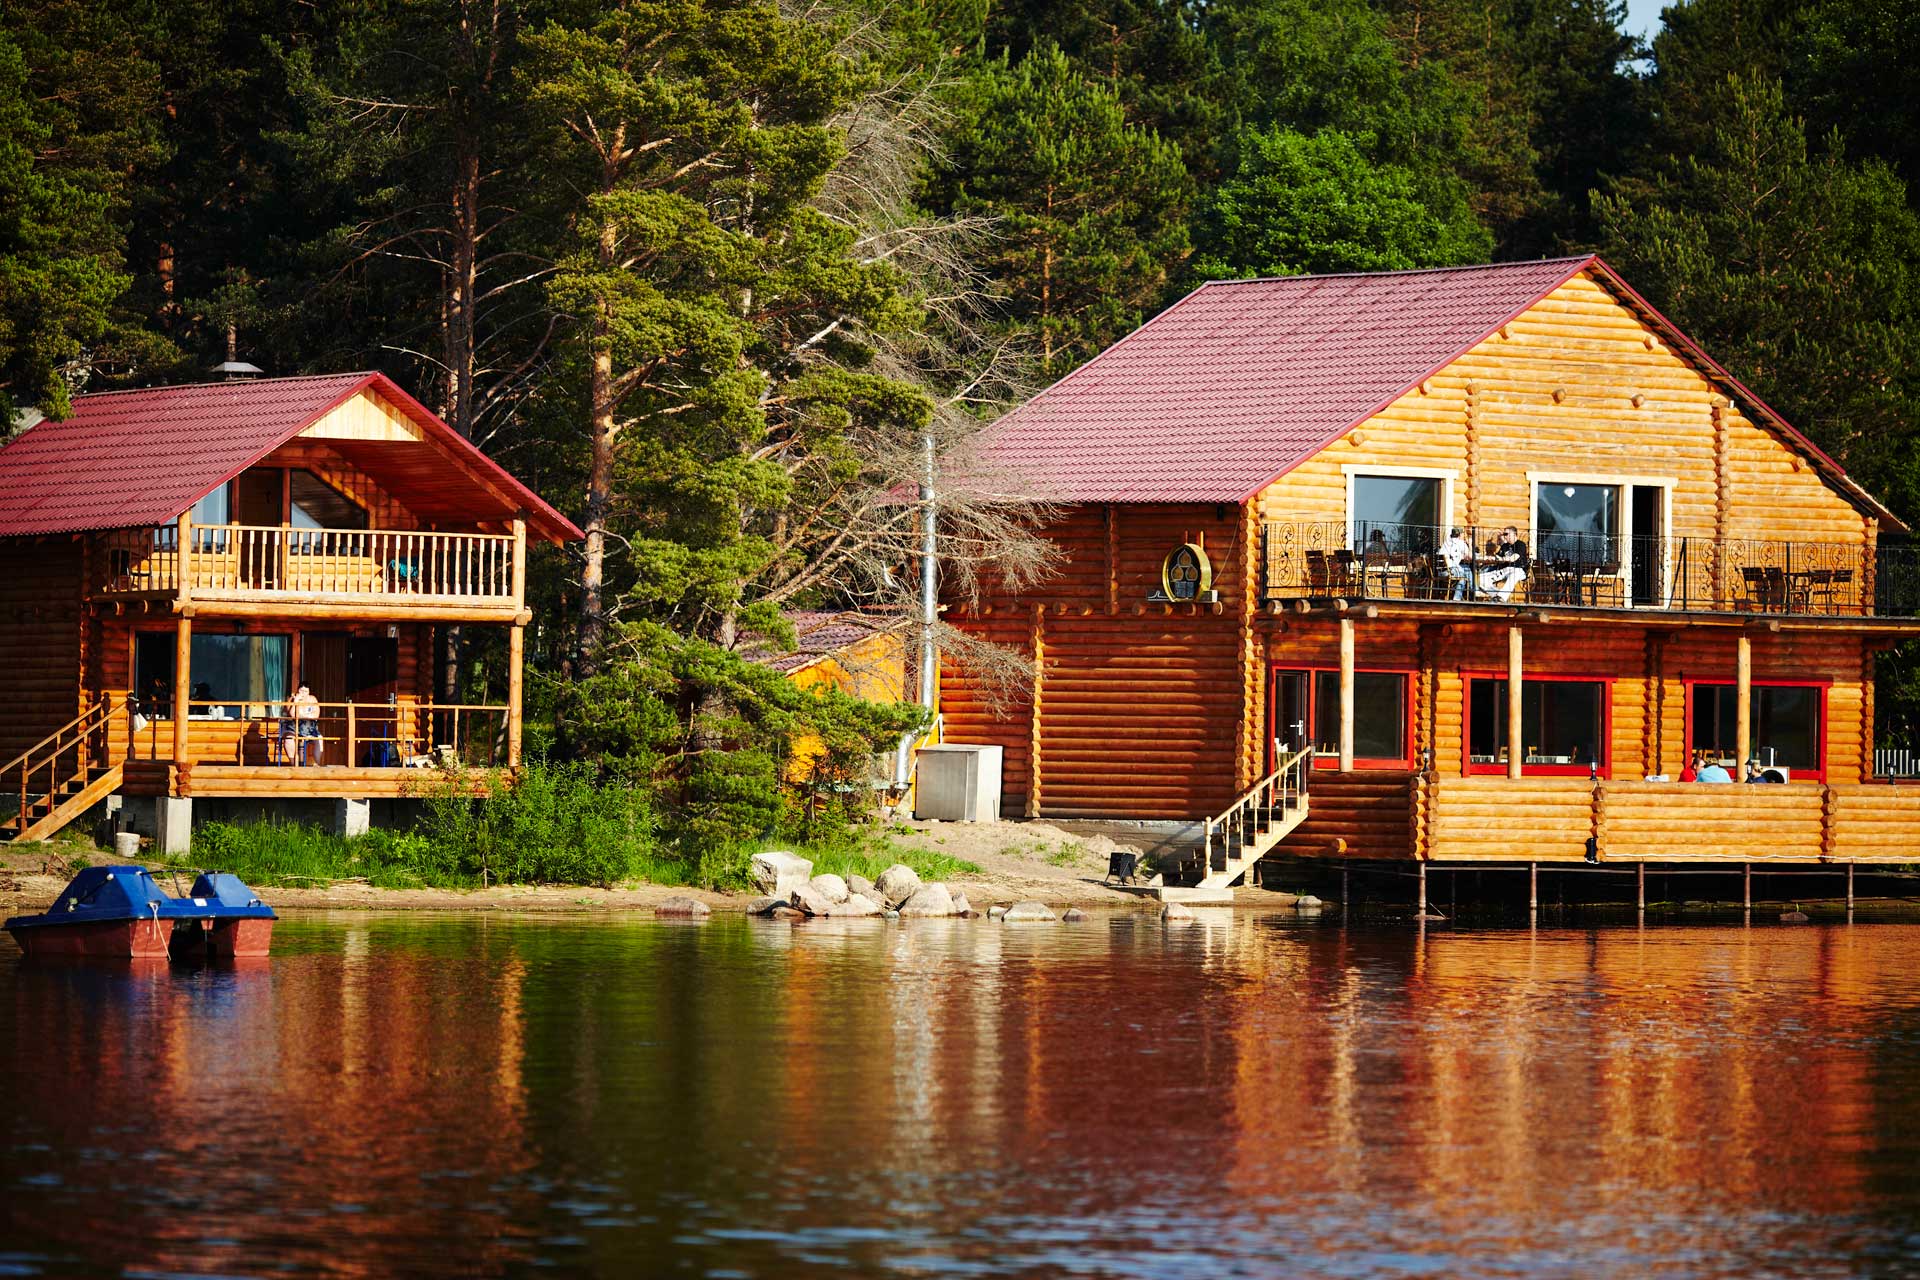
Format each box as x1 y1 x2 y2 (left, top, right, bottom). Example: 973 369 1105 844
1479 526 1529 601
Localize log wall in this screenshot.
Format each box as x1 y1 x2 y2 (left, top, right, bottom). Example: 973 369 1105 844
0 538 85 766
1253 270 1869 548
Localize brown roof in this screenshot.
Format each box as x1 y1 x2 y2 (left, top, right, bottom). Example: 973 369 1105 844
741 611 899 675
0 372 582 540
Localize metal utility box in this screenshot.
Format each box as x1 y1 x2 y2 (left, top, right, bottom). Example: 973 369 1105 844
914 744 1003 822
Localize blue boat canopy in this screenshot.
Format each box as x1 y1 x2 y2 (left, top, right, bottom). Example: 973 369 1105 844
4 866 275 933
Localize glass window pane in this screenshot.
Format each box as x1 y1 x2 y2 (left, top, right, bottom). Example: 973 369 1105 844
290 470 369 531
1353 672 1405 759
1470 679 1605 768
134 633 175 719
1754 686 1819 771
1313 671 1339 756
188 635 290 719
1352 476 1439 551
190 482 231 525
1535 483 1618 563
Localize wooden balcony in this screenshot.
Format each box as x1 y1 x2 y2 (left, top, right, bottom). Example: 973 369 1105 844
1261 520 1920 622
1404 774 1920 864
93 519 524 620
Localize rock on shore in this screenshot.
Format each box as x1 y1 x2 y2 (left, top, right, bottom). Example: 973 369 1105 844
655 896 712 918
874 864 922 907
897 883 956 917
1002 901 1057 922
750 851 813 898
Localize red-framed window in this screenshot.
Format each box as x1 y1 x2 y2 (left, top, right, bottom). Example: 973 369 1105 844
1683 680 1827 780
1464 673 1613 777
1268 665 1416 771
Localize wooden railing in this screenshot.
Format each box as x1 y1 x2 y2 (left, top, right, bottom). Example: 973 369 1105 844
96 523 517 603
127 699 508 770
1414 773 1920 863
1202 743 1313 872
5 694 120 836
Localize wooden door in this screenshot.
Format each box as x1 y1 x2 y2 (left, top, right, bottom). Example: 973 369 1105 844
302 632 348 765
235 469 283 588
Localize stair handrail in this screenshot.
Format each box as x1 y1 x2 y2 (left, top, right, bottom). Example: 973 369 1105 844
1203 743 1314 873
8 694 122 836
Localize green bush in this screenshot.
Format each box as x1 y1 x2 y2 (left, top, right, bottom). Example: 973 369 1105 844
416 760 657 887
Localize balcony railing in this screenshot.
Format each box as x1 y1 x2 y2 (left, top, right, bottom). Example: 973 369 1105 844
95 524 517 604
127 699 508 769
1261 520 1920 618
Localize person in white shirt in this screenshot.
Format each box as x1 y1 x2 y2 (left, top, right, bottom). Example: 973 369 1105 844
1439 527 1473 600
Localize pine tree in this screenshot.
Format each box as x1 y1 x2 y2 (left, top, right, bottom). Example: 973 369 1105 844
927 44 1190 375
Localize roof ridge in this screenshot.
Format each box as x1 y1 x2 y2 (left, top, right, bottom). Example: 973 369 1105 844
1192 255 1595 290
69 371 373 401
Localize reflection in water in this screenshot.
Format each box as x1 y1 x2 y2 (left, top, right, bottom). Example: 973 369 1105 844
6 913 1920 1277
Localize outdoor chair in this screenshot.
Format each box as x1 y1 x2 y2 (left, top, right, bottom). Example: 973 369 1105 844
1739 566 1787 612
1104 851 1142 885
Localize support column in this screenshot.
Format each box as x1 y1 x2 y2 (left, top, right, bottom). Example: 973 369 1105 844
333 797 371 839
1637 863 1646 912
156 797 193 855
507 620 525 770
1847 862 1855 911
1338 616 1355 772
1417 860 1427 916
1736 632 1752 768
1743 862 1752 909
1528 861 1538 915
172 612 192 766
1507 623 1524 780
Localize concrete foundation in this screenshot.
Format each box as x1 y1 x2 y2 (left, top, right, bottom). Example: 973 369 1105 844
155 797 193 855
333 797 372 839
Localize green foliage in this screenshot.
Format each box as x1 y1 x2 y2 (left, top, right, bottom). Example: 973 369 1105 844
690 827 978 893
1596 74 1920 518
927 43 1191 374
1196 126 1492 279
416 761 657 887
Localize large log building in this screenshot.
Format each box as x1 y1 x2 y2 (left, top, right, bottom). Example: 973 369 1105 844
944 256 1920 888
0 372 580 851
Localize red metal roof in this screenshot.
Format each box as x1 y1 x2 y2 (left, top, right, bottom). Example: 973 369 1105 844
974 255 1902 527
0 372 582 541
741 610 899 675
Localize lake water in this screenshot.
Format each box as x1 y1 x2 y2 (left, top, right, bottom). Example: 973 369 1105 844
5 910 1920 1278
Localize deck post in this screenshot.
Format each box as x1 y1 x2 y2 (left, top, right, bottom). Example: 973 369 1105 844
1417 860 1427 916
507 621 525 769
510 517 527 607
1847 861 1855 910
1736 633 1752 768
1507 624 1523 781
1637 862 1646 911
1528 861 1537 914
1341 863 1349 907
1743 862 1752 909
172 612 192 768
1338 617 1355 772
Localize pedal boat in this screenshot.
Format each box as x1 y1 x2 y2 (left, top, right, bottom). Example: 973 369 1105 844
4 865 276 959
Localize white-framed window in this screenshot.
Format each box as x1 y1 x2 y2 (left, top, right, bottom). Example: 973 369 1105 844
1525 473 1674 608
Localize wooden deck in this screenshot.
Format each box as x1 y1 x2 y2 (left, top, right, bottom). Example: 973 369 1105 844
1312 773 1920 864
120 761 499 799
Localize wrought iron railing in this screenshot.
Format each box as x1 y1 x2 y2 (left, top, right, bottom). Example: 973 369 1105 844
1261 520 1918 618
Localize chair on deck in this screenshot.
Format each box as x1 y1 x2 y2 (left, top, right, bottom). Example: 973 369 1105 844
1739 566 1787 612
1305 550 1354 597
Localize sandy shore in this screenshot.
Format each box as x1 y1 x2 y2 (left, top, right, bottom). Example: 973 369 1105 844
0 819 1162 918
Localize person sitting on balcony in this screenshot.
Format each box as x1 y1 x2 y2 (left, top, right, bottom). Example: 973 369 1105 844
1478 526 1529 601
1696 756 1733 783
1680 750 1702 782
1439 527 1473 600
291 684 322 765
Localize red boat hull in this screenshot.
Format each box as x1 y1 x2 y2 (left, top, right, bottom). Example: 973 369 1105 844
8 918 172 958
166 917 275 960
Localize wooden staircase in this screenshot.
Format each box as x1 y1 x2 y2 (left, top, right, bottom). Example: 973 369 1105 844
1160 744 1313 903
2 696 125 844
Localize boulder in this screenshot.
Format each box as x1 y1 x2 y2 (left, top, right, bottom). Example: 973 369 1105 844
655 896 711 918
897 883 957 917
744 895 784 915
852 891 890 914
986 905 1007 919
1264 892 1301 908
1162 901 1196 923
789 884 836 916
874 864 923 907
829 893 882 917
883 908 900 919
1781 908 1810 923
810 873 851 904
847 873 877 900
1294 895 1324 910
1002 900 1057 923
1062 907 1087 922
950 891 974 916
768 904 806 920
750 850 815 898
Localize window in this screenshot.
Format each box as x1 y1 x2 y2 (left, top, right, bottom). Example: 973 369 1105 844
1468 678 1608 774
1304 670 1409 765
1535 483 1618 564
1689 683 1823 774
133 631 290 720
290 470 368 531
1351 474 1441 552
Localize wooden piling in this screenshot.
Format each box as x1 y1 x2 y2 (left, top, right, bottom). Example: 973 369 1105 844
1637 862 1645 911
1743 862 1752 909
1417 860 1427 916
1528 861 1537 914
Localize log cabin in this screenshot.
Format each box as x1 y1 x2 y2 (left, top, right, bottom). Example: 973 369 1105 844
944 255 1920 896
0 372 581 851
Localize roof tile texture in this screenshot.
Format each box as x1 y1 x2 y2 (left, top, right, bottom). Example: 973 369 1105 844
979 257 1591 502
